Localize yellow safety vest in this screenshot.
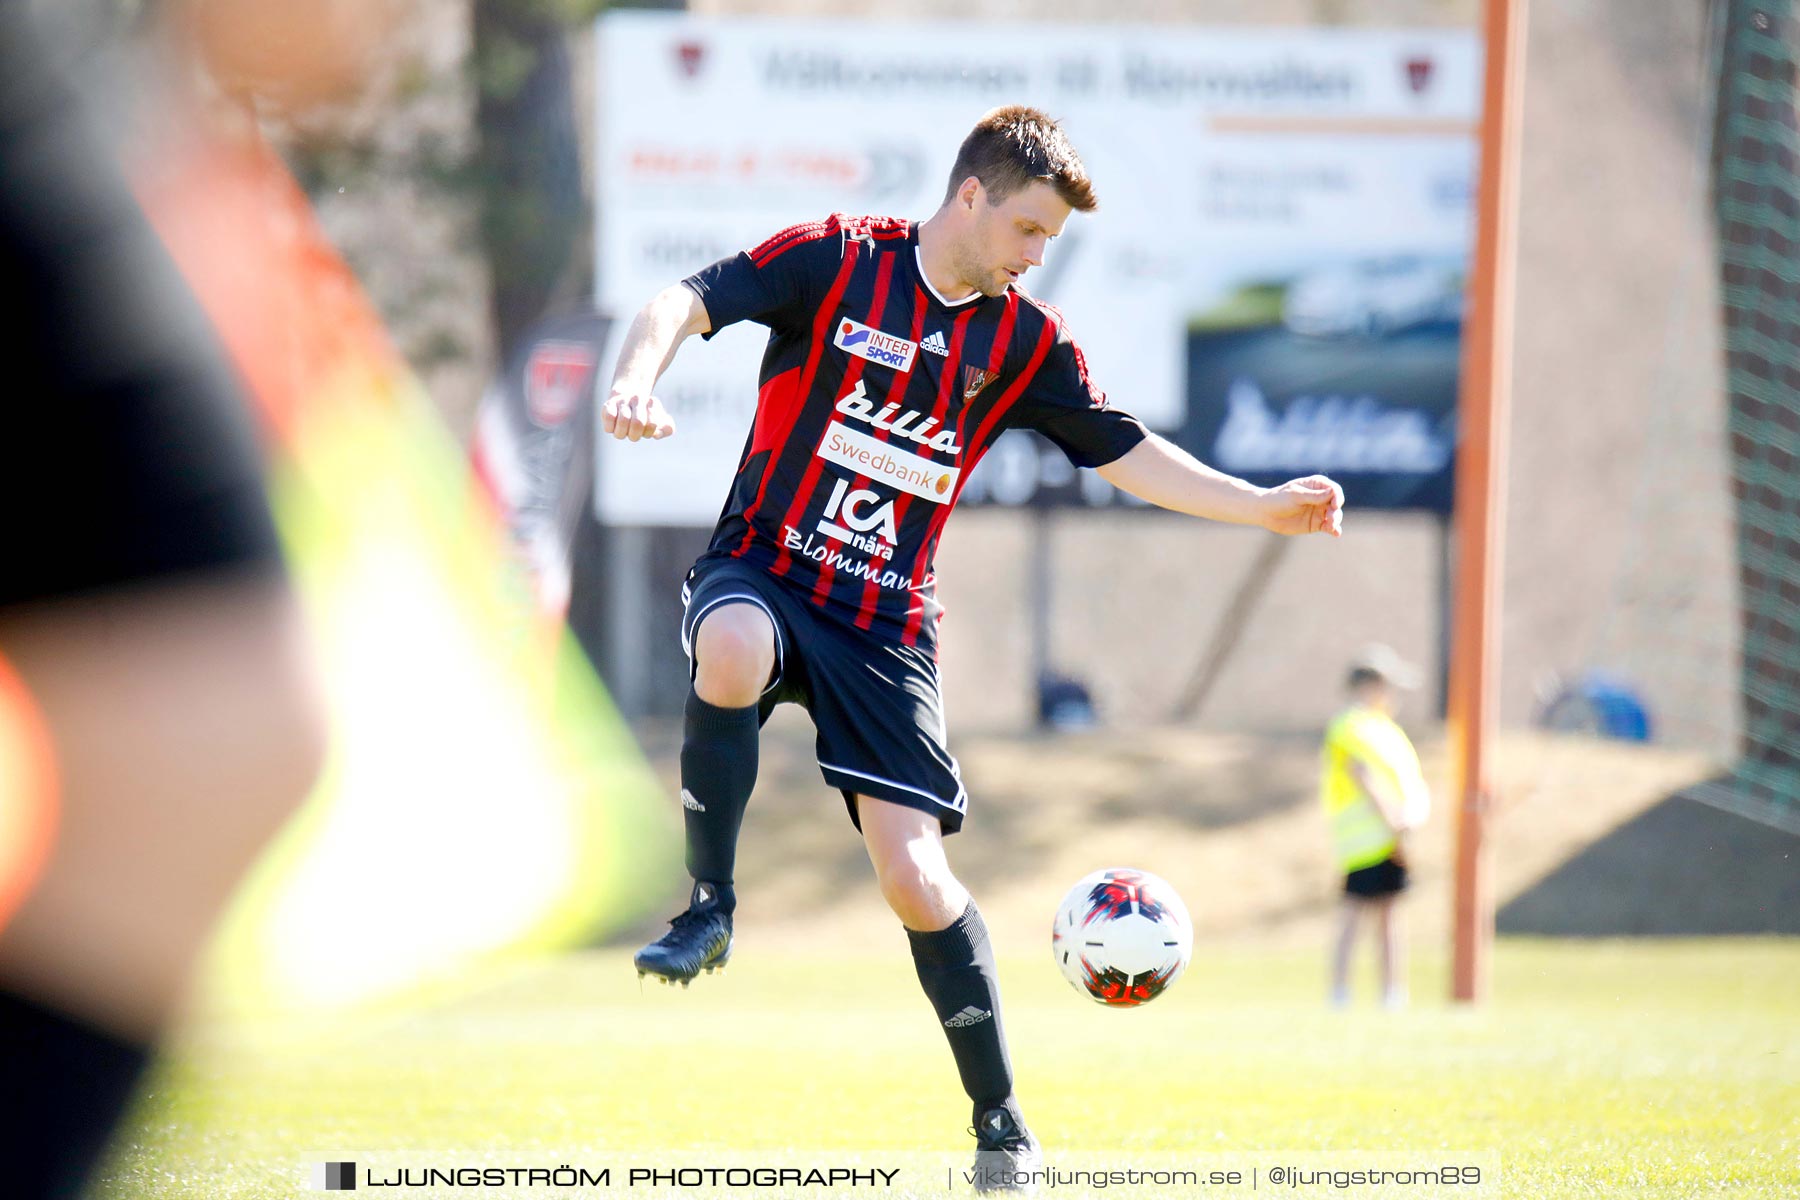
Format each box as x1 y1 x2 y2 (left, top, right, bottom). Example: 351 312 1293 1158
1319 708 1425 872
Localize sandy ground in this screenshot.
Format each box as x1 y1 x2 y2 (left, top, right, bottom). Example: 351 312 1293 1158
623 715 1725 956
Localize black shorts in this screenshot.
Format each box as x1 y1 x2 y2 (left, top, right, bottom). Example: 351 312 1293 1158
0 20 282 610
680 554 967 834
1344 856 1409 899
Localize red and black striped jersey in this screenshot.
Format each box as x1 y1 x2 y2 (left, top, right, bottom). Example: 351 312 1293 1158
682 213 1147 652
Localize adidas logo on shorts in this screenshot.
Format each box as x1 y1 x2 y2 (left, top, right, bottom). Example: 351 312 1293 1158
681 788 706 813
944 1005 993 1028
920 330 949 356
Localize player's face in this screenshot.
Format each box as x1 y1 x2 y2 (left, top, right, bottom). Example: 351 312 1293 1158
961 180 1074 297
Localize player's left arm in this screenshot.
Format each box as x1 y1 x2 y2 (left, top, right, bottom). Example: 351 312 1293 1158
1096 433 1344 538
1014 316 1342 537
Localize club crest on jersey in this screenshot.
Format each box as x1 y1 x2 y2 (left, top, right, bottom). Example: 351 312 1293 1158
834 379 961 455
833 318 917 372
961 366 995 402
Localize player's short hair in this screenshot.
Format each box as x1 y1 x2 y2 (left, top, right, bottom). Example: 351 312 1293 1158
943 105 1097 212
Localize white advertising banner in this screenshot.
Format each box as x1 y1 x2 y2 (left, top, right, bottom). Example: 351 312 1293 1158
594 12 1478 524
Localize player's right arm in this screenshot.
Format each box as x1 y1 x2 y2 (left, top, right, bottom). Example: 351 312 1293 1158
601 283 712 442
604 217 848 443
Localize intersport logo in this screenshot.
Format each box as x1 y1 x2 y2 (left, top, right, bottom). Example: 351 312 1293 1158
833 318 918 372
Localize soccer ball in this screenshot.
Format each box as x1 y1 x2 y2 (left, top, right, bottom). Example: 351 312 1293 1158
1051 867 1193 1007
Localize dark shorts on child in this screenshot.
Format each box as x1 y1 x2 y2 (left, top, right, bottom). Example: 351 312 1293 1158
1344 855 1409 899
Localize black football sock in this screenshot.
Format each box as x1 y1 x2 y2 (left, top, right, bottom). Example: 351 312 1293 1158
0 988 151 1199
679 688 761 912
907 900 1019 1122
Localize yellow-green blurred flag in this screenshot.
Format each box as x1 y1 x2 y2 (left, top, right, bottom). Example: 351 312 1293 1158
132 113 678 1015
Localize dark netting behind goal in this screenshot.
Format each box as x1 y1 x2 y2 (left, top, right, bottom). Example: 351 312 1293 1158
1704 0 1800 831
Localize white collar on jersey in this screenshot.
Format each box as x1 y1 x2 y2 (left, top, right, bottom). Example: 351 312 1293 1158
914 246 984 308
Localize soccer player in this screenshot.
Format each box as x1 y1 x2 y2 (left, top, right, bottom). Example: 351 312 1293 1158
604 105 1344 1187
1320 645 1431 1010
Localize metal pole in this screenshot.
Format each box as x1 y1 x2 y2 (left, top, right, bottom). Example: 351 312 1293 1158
1449 0 1527 1005
605 524 653 718
1436 515 1453 720
1028 505 1053 724
1171 533 1292 723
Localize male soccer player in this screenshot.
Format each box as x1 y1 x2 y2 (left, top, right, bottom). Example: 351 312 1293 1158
604 106 1344 1186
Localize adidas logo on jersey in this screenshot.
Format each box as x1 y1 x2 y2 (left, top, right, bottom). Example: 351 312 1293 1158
944 1005 993 1028
920 330 949 356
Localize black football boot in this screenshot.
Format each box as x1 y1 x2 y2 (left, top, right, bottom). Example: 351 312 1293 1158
970 1103 1043 1194
633 881 733 986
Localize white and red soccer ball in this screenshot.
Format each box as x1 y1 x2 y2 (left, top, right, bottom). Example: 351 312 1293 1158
1052 868 1193 1007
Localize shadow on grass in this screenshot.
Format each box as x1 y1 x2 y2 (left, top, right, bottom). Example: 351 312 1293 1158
1497 784 1800 936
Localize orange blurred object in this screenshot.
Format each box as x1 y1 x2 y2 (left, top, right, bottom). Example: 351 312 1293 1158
0 654 58 934
129 108 407 444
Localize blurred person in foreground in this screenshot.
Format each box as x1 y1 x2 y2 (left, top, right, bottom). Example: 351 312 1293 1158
1320 645 1431 1011
603 104 1345 1190
0 3 394 1194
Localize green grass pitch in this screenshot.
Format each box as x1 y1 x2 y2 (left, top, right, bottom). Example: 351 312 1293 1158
98 940 1798 1198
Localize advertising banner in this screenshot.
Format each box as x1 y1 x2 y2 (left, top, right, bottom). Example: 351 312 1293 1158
472 310 610 616
594 13 1477 522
